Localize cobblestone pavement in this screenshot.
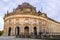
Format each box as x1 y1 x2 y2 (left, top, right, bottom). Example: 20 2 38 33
0 36 42 40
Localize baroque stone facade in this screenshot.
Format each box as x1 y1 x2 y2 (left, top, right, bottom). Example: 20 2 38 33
3 3 60 37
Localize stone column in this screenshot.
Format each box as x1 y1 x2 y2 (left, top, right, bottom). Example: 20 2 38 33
4 28 7 36
19 27 20 35
28 26 31 35
30 26 34 38
7 27 9 36
20 25 24 35
31 26 34 33
37 26 40 35
12 26 15 36
29 25 34 35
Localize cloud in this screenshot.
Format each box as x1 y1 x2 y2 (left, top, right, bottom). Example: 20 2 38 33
0 17 4 30
2 0 10 2
40 0 60 20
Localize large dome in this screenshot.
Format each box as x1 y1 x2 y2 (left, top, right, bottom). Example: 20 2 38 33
4 2 41 18
16 3 36 10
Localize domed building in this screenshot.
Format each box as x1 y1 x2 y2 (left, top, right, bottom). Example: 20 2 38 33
3 3 60 38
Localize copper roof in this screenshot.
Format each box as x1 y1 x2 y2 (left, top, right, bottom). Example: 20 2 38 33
16 2 35 10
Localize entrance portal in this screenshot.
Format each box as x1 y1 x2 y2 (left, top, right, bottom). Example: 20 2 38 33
8 27 11 36
24 26 29 35
34 27 37 35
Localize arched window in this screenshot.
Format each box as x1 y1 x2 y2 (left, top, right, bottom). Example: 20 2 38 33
34 20 37 23
9 20 12 24
16 19 19 23
24 19 29 23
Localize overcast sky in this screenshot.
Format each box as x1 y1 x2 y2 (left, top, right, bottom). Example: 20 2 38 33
0 0 60 30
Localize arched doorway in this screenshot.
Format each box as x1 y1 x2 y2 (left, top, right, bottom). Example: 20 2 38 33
34 27 37 35
24 26 29 35
8 27 11 36
15 26 20 35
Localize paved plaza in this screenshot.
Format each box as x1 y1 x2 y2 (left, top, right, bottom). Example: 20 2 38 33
0 36 42 40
